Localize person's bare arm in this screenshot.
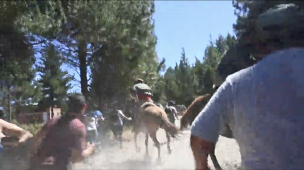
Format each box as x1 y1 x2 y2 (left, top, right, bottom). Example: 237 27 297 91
118 110 132 120
0 119 33 145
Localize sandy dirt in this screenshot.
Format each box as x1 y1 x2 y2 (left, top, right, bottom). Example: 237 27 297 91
74 118 241 170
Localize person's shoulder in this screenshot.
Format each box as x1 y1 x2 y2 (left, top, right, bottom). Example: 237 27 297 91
225 64 256 86
70 118 85 129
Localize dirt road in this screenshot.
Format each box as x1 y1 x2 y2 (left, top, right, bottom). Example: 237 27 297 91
74 119 241 170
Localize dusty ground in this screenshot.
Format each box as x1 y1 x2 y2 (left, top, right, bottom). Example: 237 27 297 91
2 117 241 170
74 118 241 170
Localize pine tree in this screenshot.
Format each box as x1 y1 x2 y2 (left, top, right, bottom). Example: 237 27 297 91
37 44 72 115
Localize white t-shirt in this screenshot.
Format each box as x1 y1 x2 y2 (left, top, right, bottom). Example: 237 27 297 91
85 116 97 131
112 110 126 126
191 48 304 170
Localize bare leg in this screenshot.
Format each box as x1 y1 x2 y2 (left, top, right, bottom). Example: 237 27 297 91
150 132 161 161
165 132 171 154
134 132 140 152
145 133 149 154
119 135 122 149
210 147 222 170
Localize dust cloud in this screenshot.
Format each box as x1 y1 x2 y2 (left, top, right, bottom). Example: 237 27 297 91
74 119 241 170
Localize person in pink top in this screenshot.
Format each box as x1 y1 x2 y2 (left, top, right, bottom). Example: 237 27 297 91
29 93 95 170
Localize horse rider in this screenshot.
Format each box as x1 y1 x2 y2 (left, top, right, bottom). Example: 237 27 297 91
190 3 304 170
130 78 155 130
165 100 179 125
108 101 132 148
131 78 153 104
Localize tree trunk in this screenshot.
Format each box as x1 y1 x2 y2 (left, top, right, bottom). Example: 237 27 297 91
78 40 88 99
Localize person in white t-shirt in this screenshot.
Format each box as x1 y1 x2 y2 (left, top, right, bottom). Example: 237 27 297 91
84 110 99 144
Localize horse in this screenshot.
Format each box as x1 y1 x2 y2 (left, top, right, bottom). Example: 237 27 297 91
155 103 164 110
180 94 234 170
126 97 179 161
180 94 212 130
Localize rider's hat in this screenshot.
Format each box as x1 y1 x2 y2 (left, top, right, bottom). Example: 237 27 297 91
134 78 144 84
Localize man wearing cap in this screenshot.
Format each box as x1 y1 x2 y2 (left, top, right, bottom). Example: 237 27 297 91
190 4 304 170
131 78 153 104
130 78 156 132
29 93 95 170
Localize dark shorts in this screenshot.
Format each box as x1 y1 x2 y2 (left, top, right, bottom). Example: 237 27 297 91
110 125 123 136
86 130 98 144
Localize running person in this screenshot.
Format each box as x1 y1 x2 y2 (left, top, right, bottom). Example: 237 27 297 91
164 101 179 125
84 109 99 144
191 4 304 170
108 101 132 148
29 93 95 170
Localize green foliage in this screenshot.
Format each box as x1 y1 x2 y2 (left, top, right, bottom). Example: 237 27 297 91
1 0 289 112
11 119 43 135
155 34 236 106
37 43 72 107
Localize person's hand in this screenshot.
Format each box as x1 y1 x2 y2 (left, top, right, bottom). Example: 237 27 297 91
86 142 95 155
19 131 33 143
128 117 132 121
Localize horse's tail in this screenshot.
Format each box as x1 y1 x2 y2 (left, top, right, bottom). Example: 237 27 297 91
159 114 179 137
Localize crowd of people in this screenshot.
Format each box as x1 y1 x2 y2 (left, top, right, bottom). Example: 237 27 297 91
2 3 303 170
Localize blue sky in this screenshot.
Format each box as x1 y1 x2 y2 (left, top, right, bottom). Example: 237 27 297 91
68 1 237 92
154 1 236 68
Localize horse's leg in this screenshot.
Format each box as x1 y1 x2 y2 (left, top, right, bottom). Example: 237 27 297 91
165 131 171 154
150 132 161 161
134 132 140 152
209 147 222 170
145 133 149 154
